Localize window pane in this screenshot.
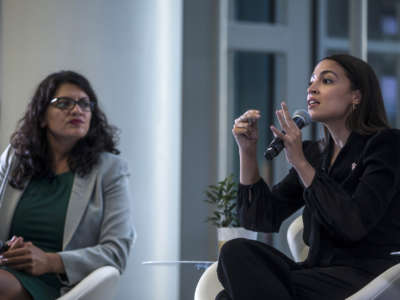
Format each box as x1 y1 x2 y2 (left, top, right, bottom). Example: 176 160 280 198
319 0 400 127
233 0 287 24
367 0 400 127
368 0 400 41
231 51 286 246
324 0 400 40
232 52 286 185
326 0 349 38
368 53 399 127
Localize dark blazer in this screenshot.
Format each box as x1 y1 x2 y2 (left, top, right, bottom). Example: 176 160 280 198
238 129 400 275
0 145 135 293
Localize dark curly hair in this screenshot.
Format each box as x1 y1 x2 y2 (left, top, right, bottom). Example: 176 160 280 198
10 70 120 189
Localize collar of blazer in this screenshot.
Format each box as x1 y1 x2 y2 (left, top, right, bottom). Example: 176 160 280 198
62 172 97 249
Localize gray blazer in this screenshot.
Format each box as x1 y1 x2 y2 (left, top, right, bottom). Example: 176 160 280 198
0 145 135 290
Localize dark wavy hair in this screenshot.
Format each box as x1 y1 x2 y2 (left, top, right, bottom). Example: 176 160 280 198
324 54 390 134
10 70 120 189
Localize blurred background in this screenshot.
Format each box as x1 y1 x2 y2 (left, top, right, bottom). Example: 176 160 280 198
0 0 399 299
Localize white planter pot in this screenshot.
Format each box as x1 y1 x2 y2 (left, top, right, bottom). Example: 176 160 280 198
217 227 257 253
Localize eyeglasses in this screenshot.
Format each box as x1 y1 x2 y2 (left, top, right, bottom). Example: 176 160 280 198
49 97 94 112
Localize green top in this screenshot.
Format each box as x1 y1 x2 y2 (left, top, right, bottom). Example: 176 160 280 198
2 172 74 300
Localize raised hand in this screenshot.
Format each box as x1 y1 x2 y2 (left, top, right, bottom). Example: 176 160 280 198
270 102 315 187
233 109 261 184
232 109 261 153
270 102 306 167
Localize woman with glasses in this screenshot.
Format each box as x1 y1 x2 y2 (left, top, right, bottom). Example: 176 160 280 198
0 71 135 300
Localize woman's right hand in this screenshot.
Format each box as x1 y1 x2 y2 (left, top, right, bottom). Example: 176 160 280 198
232 110 261 153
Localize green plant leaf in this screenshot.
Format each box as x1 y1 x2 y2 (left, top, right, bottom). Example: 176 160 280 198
228 203 236 212
205 191 217 202
203 173 239 227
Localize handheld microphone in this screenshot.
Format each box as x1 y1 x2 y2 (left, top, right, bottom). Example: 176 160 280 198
264 109 311 160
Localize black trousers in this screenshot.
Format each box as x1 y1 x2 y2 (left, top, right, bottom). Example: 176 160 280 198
216 238 376 300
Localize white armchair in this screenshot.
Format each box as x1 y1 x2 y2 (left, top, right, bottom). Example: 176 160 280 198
57 266 120 300
194 261 222 300
194 215 400 300
288 215 400 300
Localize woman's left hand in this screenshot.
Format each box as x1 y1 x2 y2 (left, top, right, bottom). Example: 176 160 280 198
270 102 306 167
0 241 53 276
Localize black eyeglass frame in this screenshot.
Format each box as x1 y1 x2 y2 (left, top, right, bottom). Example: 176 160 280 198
49 97 95 112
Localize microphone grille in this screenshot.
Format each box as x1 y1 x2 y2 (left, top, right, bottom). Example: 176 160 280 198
293 109 311 126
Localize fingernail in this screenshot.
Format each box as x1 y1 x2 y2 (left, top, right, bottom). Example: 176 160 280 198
7 236 16 245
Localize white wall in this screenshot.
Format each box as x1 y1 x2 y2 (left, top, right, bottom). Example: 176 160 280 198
0 1 182 299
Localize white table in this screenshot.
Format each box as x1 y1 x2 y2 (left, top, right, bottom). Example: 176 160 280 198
142 260 215 271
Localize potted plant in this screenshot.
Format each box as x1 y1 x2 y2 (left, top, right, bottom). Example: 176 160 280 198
204 174 257 252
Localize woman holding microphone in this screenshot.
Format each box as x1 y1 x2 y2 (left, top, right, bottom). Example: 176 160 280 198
216 54 400 300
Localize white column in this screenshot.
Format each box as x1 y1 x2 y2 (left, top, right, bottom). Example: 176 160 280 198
0 1 182 299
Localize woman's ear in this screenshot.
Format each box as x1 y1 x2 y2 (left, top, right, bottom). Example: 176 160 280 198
352 89 361 105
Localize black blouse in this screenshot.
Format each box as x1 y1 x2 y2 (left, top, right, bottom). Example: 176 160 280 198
238 129 400 274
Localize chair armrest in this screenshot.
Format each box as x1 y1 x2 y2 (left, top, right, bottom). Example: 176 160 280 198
57 266 120 300
346 263 400 300
287 215 309 262
194 261 223 300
